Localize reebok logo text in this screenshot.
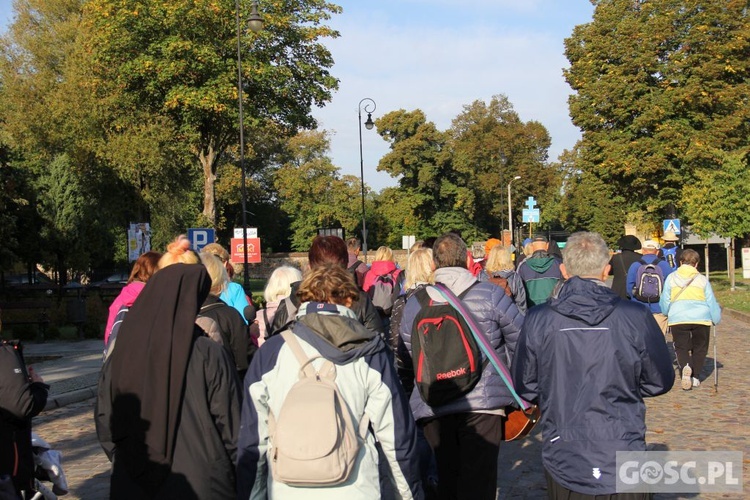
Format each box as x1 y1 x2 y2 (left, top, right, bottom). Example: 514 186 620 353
436 368 467 380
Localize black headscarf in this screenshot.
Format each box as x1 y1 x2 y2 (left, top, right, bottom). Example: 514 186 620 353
109 263 211 492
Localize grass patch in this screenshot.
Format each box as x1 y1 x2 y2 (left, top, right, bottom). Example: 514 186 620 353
710 270 750 314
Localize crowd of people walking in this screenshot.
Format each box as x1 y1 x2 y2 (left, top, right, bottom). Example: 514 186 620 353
1 228 725 500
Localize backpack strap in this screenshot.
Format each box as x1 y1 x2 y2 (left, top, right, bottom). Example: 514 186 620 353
280 330 335 380
672 274 698 302
431 283 531 411
262 308 272 336
199 302 225 314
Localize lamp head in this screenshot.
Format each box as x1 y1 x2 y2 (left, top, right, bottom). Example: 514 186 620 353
248 0 263 33
364 113 374 130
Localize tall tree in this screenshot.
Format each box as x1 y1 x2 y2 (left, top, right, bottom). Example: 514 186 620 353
84 0 341 226
274 130 361 250
376 109 485 240
449 95 553 237
565 0 750 226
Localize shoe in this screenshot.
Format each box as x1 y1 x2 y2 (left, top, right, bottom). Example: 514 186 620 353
681 364 693 390
692 377 700 388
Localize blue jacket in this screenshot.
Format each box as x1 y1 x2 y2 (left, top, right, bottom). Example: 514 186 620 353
512 277 673 495
626 254 673 313
659 265 721 327
399 267 524 421
237 303 422 499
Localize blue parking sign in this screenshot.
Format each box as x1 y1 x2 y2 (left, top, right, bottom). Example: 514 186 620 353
187 228 215 251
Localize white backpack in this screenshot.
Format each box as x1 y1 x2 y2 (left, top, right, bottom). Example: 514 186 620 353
269 331 369 486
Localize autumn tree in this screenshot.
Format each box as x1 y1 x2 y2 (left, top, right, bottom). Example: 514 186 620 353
565 0 750 228
274 130 362 250
84 0 342 227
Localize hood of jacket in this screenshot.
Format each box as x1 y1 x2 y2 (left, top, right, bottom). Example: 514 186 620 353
369 260 397 276
525 252 558 273
118 281 146 307
548 276 620 326
430 267 477 299
672 264 700 285
293 301 384 364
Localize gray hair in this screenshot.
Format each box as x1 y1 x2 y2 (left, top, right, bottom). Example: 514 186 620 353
264 265 303 303
561 232 610 278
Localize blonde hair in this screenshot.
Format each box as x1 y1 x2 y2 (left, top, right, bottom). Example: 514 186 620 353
374 246 394 262
201 242 230 263
405 248 434 289
297 264 360 306
158 235 201 269
264 266 303 302
485 245 514 273
200 252 229 295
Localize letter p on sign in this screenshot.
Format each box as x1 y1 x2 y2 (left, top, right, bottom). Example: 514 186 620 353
187 228 215 252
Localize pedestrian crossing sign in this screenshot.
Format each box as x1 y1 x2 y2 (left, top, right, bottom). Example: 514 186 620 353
663 219 681 235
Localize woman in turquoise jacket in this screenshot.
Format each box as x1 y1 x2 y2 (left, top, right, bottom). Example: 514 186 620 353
660 249 722 391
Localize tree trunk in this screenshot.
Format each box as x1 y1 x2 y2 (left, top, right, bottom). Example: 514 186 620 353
199 147 218 228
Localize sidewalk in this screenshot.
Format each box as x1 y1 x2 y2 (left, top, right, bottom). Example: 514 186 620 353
23 339 103 411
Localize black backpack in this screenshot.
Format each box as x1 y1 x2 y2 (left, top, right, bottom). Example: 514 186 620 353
411 284 483 406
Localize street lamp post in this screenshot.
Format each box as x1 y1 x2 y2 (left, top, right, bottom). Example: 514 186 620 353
235 0 262 292
358 98 376 262
507 175 521 249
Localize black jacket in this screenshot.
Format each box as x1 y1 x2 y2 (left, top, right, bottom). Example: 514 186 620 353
0 341 49 495
608 250 642 300
269 281 385 338
197 295 255 379
96 334 242 500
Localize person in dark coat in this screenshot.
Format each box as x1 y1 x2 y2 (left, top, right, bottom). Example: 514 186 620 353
0 338 49 499
608 234 642 299
95 263 242 500
269 235 384 338
512 232 673 498
198 252 255 379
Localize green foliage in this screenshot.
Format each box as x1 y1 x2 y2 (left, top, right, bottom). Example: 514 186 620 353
273 130 362 250
84 0 342 225
565 0 750 227
374 99 556 241
683 151 750 239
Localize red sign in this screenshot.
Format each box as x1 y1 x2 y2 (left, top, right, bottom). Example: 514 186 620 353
230 237 262 264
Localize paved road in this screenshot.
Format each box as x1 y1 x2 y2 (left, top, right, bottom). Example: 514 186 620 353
32 315 748 499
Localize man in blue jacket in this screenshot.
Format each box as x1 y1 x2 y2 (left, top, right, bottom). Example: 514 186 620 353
626 239 674 334
512 232 674 498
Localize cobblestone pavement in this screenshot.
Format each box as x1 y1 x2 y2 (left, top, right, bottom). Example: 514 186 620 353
32 315 748 499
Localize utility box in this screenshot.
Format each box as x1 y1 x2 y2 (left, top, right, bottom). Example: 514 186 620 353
742 248 750 279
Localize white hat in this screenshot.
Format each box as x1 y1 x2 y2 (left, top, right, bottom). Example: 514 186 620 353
642 240 660 250
662 231 679 242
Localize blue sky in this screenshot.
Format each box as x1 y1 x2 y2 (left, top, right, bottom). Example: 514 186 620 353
0 0 596 191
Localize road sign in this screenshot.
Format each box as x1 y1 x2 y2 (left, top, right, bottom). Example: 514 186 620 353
187 228 215 252
233 227 258 239
230 237 262 264
522 208 540 223
663 219 681 235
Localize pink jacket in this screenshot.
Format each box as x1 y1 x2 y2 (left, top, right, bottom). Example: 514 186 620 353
363 261 401 292
104 281 145 344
